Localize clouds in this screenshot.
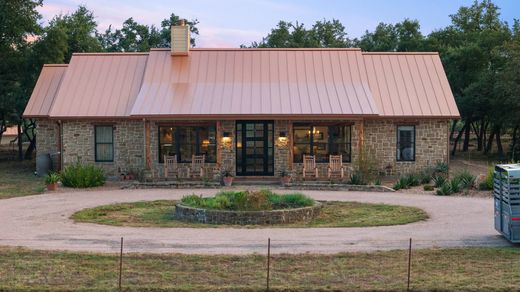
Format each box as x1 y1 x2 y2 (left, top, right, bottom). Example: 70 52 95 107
37 0 519 48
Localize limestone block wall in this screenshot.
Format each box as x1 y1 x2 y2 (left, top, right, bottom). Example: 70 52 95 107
60 120 144 177
35 119 60 169
364 119 449 175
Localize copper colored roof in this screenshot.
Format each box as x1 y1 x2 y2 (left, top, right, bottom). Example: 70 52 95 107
23 48 459 119
363 52 459 117
23 64 67 117
130 48 378 118
4 126 19 136
48 53 148 118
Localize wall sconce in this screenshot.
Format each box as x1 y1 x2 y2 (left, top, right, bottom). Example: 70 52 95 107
222 132 231 141
278 131 288 142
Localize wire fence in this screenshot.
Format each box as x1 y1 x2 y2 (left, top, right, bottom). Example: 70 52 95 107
1 237 519 291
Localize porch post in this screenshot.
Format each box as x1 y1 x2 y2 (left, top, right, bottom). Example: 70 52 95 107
144 119 151 171
358 119 365 160
216 121 222 168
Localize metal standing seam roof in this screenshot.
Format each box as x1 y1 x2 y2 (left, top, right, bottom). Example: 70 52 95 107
48 53 148 118
130 48 378 118
363 52 459 118
23 64 67 117
23 48 460 119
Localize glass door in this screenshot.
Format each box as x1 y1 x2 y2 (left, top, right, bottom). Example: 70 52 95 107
236 121 274 176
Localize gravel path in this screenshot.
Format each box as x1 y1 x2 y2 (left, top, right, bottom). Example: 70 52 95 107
0 188 510 254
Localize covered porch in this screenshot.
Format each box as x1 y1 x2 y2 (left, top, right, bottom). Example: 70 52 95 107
143 119 363 182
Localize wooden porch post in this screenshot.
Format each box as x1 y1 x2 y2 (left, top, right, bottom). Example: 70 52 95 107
288 121 294 170
216 121 222 168
358 119 365 160
145 119 151 171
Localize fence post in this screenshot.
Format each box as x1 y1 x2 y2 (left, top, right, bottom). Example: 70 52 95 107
119 237 123 291
407 238 412 292
266 238 271 291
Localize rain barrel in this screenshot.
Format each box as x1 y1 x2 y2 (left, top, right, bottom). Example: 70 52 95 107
36 153 52 176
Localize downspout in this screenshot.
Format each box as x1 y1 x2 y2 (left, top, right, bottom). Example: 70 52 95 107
57 120 62 171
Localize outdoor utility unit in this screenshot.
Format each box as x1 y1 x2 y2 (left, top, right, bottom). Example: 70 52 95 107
494 164 520 242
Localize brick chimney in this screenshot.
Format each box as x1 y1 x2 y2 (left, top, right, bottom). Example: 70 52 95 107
171 19 190 56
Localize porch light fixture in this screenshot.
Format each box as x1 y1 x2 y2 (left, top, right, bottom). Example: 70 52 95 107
278 131 288 142
222 132 231 143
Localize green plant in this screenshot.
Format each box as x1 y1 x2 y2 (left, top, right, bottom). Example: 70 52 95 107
419 167 435 184
479 166 495 190
180 190 314 211
423 185 434 191
44 172 61 184
432 175 447 188
436 182 453 196
349 170 366 185
449 178 462 193
60 162 106 188
434 161 449 174
452 170 476 189
279 169 290 177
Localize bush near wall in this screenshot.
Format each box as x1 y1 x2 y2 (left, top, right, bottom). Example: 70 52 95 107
61 162 106 188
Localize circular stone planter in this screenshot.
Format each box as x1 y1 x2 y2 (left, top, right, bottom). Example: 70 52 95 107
175 202 323 225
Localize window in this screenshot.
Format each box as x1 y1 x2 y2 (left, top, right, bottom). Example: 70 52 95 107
95 125 114 162
397 125 415 161
293 124 351 163
159 125 216 163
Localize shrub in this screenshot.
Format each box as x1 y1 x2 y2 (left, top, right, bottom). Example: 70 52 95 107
423 185 434 191
449 178 462 193
434 161 449 174
181 190 314 211
452 170 476 189
349 170 366 185
393 173 420 190
419 167 435 184
61 162 105 188
436 182 453 196
432 175 447 188
479 166 495 190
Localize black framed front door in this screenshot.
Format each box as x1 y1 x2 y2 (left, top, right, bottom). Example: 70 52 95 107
236 121 274 176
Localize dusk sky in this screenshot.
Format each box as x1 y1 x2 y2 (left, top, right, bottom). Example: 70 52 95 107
38 0 520 47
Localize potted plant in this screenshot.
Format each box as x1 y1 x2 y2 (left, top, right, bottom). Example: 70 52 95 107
280 169 291 185
45 172 61 191
222 168 234 186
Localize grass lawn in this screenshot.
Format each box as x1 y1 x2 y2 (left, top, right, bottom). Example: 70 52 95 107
0 246 519 290
0 160 45 199
72 200 428 228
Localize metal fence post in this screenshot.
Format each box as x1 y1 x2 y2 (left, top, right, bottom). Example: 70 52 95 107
407 238 412 292
119 237 123 291
267 238 271 291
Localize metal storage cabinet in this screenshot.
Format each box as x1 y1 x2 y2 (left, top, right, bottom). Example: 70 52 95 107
494 164 520 242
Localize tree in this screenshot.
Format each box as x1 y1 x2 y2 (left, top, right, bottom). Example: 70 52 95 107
47 5 102 62
356 19 424 51
247 19 352 48
98 14 199 52
0 0 41 153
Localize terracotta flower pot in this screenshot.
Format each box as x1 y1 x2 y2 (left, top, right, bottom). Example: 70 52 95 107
47 183 58 191
281 176 291 185
223 176 233 186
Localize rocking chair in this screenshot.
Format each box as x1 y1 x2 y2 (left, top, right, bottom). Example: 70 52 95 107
327 155 345 179
302 154 319 179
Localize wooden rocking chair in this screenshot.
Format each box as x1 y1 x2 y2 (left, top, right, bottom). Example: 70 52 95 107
327 155 345 179
302 154 319 179
188 154 205 178
163 155 178 178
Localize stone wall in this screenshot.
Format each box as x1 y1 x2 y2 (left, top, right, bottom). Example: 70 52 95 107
60 120 144 177
364 119 449 175
175 202 322 225
274 120 290 176
35 119 60 169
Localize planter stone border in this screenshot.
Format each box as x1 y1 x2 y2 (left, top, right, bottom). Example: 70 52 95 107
283 182 395 192
175 202 322 225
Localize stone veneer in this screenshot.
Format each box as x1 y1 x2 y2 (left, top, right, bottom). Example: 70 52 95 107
364 119 449 175
35 119 60 169
175 202 322 225
35 118 449 179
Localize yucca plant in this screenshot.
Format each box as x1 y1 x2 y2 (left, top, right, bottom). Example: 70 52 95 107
432 175 447 188
436 182 453 196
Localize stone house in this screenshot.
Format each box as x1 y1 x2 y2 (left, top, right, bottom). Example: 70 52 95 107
23 22 459 180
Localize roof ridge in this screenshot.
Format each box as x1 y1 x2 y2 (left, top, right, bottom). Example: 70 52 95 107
72 52 149 56
362 52 439 55
151 48 362 51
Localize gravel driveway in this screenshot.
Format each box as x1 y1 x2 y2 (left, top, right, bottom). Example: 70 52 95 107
0 188 510 254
